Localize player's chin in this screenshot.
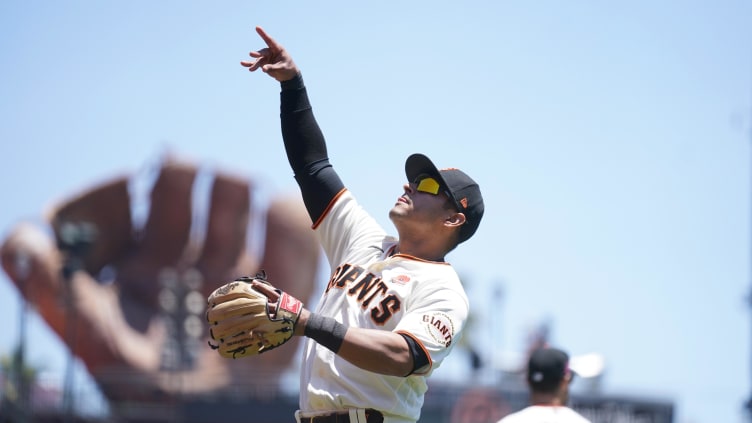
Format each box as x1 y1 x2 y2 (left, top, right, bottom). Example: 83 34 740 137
388 205 409 222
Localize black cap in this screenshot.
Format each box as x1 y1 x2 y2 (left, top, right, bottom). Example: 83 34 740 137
405 153 484 244
527 348 574 391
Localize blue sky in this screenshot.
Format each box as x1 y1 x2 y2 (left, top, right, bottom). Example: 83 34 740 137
1 1 751 422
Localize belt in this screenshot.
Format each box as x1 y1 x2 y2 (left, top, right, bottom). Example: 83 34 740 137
298 409 384 423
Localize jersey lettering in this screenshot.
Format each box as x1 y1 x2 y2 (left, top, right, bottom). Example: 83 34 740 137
326 263 361 292
359 281 388 308
348 274 389 308
371 294 401 325
325 263 402 325
348 272 378 299
339 265 364 288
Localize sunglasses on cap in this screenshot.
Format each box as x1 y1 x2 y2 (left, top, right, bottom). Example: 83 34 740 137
413 174 463 213
413 175 444 195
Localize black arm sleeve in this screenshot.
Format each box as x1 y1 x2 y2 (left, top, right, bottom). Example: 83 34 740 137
280 74 344 223
399 333 430 376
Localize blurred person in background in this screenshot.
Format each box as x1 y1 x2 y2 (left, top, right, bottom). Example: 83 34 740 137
496 347 591 423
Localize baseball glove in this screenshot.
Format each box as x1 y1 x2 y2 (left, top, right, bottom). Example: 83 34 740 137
206 272 303 358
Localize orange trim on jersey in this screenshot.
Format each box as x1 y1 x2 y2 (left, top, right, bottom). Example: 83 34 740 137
312 188 349 230
396 330 433 375
391 253 450 265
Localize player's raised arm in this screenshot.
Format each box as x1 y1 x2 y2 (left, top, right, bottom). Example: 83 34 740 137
243 26 344 225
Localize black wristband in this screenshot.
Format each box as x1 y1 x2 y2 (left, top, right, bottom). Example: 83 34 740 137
304 313 347 353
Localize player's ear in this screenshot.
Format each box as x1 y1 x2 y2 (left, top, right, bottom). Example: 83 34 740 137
558 372 574 391
565 371 575 385
444 212 466 228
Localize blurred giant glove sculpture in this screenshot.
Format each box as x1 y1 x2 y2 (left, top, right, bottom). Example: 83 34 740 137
0 157 320 402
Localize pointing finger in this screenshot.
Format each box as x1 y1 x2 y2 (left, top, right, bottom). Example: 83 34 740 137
255 26 280 52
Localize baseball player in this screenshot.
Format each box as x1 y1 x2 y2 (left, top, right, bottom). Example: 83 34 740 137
240 26 485 423
496 347 592 423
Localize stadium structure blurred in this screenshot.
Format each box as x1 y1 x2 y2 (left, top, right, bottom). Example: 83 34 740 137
0 337 674 423
0 159 675 423
0 260 675 423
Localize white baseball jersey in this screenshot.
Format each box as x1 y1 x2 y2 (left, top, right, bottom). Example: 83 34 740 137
298 190 469 423
496 405 592 423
